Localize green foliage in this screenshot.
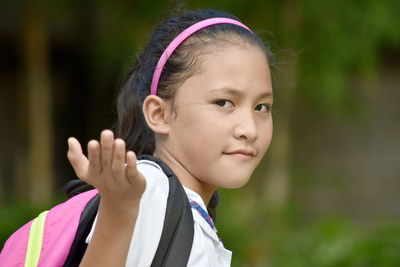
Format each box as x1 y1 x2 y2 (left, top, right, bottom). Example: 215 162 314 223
295 0 400 112
39 0 400 114
0 201 44 247
0 195 65 248
2 197 399 266
217 190 400 266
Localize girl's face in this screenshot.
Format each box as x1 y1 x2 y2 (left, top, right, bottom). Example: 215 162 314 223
157 44 273 199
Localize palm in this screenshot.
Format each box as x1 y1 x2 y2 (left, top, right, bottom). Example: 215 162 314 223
67 130 146 205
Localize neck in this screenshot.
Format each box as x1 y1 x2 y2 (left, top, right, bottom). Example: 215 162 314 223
153 148 216 205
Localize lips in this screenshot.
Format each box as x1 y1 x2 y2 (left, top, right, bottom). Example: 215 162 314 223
224 149 256 158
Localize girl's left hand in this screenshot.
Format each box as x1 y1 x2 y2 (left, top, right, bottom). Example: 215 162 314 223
67 130 146 267
67 129 146 210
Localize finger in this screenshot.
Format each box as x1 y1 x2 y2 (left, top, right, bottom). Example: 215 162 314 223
112 139 126 180
125 151 139 184
67 137 89 179
88 140 101 175
100 130 114 168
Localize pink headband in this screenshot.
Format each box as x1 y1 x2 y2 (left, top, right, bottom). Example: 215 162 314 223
150 17 253 95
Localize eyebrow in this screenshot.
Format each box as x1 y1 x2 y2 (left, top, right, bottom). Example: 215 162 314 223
210 87 273 99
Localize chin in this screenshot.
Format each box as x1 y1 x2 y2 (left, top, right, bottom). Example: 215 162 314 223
218 175 251 189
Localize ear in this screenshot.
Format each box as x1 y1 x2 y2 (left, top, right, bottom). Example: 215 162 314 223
142 95 171 135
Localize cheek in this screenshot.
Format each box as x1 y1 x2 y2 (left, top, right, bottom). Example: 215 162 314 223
258 119 273 153
173 109 216 143
181 111 227 154
179 107 220 132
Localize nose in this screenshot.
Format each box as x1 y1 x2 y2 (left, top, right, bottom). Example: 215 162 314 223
233 110 258 142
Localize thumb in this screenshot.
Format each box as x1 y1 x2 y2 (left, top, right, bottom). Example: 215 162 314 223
125 151 146 191
67 137 89 179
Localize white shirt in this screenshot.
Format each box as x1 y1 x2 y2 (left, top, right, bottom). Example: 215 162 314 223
86 159 232 266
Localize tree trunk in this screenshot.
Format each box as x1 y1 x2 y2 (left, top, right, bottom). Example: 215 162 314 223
262 52 297 211
23 0 53 205
262 0 301 211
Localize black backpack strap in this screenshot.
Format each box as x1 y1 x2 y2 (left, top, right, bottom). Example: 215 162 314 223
63 193 100 267
138 156 194 267
62 155 194 267
63 179 94 198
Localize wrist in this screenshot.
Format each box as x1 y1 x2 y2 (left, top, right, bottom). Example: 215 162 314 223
98 195 141 220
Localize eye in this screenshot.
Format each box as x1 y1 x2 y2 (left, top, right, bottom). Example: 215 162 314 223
215 99 234 108
255 103 271 112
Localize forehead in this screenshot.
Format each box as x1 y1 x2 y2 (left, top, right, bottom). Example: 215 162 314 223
175 44 272 100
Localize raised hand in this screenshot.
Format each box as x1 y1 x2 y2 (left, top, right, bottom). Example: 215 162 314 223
67 129 146 208
67 130 146 266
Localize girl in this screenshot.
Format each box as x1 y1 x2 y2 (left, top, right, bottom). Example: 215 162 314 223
67 8 274 266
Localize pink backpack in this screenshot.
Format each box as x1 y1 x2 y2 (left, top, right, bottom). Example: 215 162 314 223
0 155 196 267
0 189 98 267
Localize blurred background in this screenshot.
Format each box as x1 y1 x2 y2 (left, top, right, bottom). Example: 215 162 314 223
1 0 399 266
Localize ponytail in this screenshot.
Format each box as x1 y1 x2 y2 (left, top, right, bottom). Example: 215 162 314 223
116 62 155 154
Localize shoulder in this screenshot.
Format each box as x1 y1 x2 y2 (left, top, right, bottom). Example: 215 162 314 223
137 158 163 170
136 159 169 194
136 158 164 175
124 159 170 265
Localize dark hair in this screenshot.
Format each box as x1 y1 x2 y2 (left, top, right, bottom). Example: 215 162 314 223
116 8 273 221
